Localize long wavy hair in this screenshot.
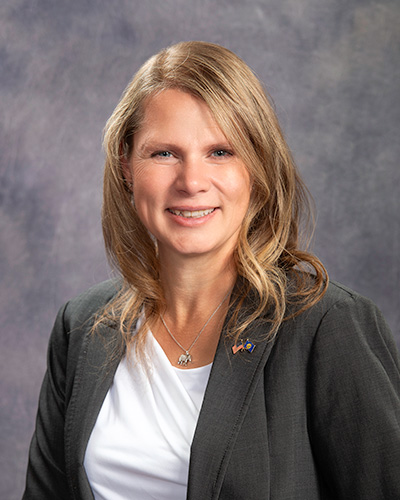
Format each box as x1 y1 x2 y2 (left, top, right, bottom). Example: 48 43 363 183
96 41 327 353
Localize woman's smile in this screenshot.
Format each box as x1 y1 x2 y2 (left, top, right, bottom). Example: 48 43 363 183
165 206 219 228
167 208 216 218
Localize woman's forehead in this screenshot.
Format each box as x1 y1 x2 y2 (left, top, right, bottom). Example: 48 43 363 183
133 89 230 149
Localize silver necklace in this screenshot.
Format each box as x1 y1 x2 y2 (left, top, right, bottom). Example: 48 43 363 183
160 291 231 366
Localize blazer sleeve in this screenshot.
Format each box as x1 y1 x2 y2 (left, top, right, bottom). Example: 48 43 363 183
308 293 400 499
23 303 72 500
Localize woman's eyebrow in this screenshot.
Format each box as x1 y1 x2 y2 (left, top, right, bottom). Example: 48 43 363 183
137 141 233 154
137 141 177 154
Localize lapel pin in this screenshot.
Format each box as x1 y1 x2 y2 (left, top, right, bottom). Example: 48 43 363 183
232 341 244 354
232 339 256 354
244 339 255 353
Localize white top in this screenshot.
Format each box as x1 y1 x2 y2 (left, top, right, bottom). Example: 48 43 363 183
84 331 212 500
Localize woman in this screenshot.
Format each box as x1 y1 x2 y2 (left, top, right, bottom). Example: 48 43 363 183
23 41 400 499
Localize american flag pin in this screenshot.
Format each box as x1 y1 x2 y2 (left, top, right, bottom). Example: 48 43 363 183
232 341 244 354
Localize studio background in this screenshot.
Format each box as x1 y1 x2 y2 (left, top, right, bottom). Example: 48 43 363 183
1 0 399 498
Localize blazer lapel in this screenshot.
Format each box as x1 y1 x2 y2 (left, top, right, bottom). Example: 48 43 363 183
188 318 276 499
65 324 124 500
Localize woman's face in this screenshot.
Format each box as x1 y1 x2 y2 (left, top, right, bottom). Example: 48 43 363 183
124 88 251 263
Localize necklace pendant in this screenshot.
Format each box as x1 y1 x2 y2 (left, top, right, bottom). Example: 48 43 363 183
178 352 192 366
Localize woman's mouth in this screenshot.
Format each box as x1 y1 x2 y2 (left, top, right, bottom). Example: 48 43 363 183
167 208 216 218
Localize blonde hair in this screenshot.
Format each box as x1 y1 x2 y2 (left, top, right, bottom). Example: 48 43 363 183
97 41 327 352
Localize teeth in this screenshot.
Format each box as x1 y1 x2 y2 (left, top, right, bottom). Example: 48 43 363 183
169 208 215 218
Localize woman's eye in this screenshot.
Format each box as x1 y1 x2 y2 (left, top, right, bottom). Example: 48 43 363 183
212 149 232 158
152 151 173 158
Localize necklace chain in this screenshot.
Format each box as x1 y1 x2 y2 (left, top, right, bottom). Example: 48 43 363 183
160 290 231 366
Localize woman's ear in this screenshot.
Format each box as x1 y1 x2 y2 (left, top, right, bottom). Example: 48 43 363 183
120 142 133 190
121 157 132 187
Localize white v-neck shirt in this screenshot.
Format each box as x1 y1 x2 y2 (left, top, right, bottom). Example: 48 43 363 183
84 331 212 500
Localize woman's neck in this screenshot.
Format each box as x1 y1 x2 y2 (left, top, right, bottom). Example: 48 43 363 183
158 250 237 325
152 248 238 368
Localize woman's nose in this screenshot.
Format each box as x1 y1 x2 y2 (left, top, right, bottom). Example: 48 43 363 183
174 156 211 195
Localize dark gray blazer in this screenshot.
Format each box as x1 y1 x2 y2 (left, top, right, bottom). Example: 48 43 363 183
23 279 400 499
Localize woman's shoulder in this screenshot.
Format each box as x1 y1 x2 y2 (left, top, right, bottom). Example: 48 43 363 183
272 278 400 389
62 278 122 331
287 276 382 322
313 279 386 325
317 279 375 311
47 279 123 371
278 276 396 353
291 279 398 361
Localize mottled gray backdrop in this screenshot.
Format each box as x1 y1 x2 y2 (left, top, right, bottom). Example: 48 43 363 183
1 0 399 497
